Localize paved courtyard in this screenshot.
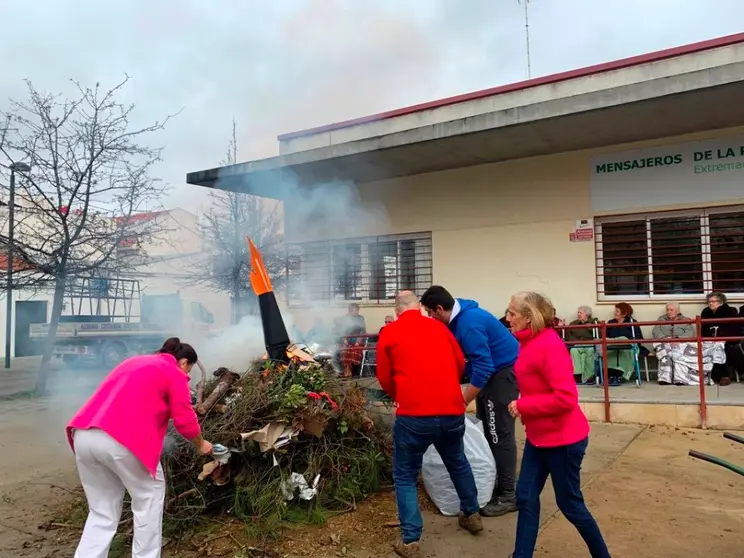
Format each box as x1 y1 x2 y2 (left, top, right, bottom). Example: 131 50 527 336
0 393 743 557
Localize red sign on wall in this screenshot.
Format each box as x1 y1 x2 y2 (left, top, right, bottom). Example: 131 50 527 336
569 228 594 242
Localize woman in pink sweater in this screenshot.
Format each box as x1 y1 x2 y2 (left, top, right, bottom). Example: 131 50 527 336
67 337 213 558
505 292 610 558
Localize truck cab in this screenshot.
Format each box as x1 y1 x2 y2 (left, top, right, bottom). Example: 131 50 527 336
141 293 215 333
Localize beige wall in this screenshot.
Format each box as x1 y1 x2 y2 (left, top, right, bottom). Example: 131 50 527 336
287 126 744 334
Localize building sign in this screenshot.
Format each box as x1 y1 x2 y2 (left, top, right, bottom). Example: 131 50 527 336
590 135 744 212
569 219 593 242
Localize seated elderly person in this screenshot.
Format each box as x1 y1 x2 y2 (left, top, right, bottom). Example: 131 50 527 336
652 302 701 385
336 304 368 378
564 306 599 383
651 302 694 341
379 315 394 334
606 302 648 383
701 292 741 386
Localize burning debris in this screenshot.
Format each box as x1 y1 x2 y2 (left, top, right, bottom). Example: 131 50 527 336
162 238 393 538
164 352 392 537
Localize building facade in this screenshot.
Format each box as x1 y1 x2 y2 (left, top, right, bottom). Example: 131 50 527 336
188 33 744 333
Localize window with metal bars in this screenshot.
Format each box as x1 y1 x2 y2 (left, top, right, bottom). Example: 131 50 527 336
286 233 433 305
595 206 744 298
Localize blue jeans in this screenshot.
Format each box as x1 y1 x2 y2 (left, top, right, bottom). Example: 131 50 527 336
393 415 479 544
513 437 611 558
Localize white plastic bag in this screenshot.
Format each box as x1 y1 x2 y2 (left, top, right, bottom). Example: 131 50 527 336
422 416 496 516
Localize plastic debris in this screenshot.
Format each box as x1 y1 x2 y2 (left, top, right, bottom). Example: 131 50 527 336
281 472 321 501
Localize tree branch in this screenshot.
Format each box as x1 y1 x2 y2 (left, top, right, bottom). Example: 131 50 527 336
0 76 175 393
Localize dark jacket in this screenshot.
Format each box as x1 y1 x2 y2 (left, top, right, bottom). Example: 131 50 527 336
607 317 643 340
701 303 739 339
564 318 599 343
607 316 649 357
449 298 519 389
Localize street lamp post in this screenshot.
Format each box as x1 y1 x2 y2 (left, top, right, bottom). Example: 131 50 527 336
5 162 30 369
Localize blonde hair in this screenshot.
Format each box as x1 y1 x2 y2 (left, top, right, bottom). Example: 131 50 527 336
510 291 555 334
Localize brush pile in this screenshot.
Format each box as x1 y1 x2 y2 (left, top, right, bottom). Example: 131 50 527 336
162 352 393 538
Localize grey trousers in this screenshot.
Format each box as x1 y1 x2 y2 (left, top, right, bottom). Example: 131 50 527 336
475 366 519 497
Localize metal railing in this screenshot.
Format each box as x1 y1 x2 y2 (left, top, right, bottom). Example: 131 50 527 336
557 316 744 427
341 316 744 429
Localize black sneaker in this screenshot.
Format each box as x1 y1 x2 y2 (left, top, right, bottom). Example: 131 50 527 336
480 494 517 517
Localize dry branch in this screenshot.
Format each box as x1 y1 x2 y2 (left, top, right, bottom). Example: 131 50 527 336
0 76 175 394
161 358 393 540
182 119 285 325
195 360 208 406
196 367 240 415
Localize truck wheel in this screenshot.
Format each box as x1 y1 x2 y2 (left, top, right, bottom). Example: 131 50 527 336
101 342 127 369
62 355 80 367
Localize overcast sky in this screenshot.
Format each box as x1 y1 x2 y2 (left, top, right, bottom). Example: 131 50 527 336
2 0 743 211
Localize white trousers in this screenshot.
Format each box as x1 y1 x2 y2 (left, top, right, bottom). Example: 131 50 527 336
73 428 165 558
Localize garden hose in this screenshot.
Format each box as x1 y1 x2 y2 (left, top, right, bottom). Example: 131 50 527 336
688 450 744 476
723 432 744 445
689 431 744 477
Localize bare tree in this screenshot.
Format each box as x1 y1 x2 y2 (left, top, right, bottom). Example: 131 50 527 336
194 120 284 324
0 76 172 393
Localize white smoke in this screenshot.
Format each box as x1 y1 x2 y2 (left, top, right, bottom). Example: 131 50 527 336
196 312 301 373
190 167 390 373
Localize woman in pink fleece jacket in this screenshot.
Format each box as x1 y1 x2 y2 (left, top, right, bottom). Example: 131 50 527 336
505 292 610 558
67 337 213 558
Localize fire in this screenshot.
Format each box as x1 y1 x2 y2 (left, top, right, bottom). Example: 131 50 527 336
260 344 315 366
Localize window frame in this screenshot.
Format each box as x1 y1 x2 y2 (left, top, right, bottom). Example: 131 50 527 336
595 204 744 301
285 231 433 307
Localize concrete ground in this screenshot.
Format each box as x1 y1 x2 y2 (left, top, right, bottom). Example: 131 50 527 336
276 423 744 558
0 356 62 397
1 389 743 558
360 423 643 558
0 395 83 558
578 382 744 405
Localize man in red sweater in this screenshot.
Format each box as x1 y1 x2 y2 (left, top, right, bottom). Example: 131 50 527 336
376 291 482 557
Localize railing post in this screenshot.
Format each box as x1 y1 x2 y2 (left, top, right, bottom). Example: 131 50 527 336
695 315 708 429
601 321 610 423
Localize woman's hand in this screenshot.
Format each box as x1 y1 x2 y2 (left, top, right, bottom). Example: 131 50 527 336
199 440 214 456
508 400 521 419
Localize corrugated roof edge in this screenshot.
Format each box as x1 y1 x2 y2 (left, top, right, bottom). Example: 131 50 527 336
277 32 744 142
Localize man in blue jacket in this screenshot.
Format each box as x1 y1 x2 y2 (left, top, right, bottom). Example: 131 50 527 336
421 285 519 517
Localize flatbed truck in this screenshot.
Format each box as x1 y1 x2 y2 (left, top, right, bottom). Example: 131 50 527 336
29 279 216 368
